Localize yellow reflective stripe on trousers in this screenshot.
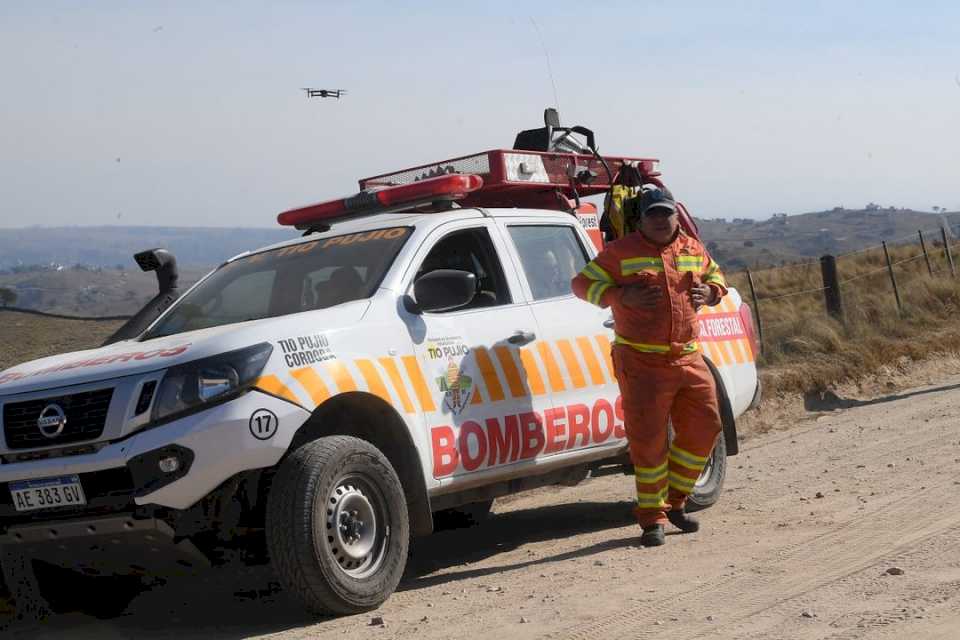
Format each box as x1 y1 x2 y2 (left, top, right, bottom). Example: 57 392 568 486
668 471 698 492
615 335 699 354
587 281 612 305
634 462 668 483
669 445 710 471
621 257 664 275
582 261 614 283
636 488 669 509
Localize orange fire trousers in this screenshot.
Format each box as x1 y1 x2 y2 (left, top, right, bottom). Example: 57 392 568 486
612 345 722 528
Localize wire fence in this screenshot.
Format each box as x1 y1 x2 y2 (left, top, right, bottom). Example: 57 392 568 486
731 227 960 354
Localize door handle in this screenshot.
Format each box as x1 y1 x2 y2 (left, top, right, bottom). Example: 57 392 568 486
603 318 614 329
507 330 537 346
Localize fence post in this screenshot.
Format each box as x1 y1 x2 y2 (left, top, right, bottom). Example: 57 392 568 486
745 268 764 354
819 254 844 321
918 230 934 276
941 227 956 277
882 241 903 315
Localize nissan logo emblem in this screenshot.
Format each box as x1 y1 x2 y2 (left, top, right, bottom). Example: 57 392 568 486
37 404 67 438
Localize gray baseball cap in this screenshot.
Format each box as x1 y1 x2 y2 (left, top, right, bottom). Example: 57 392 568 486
638 186 677 215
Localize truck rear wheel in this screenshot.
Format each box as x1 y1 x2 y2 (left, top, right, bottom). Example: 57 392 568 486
266 436 409 615
684 434 727 512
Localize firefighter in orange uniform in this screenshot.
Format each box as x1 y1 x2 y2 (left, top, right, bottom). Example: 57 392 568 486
571 187 727 546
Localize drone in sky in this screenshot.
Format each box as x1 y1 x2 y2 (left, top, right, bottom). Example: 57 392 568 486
302 88 346 99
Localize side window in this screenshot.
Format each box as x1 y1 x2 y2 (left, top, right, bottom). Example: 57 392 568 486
508 225 588 301
416 227 511 311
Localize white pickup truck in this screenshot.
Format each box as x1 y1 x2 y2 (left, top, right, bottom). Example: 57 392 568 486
0 120 759 617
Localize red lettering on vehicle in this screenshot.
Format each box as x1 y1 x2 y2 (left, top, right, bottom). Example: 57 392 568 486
698 313 745 341
459 421 487 472
566 404 591 450
614 396 626 438
430 396 625 478
486 415 521 466
431 426 459 477
519 412 545 460
0 344 191 386
591 399 614 443
543 407 567 454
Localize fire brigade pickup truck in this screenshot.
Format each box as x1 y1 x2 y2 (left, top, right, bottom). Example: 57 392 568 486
0 114 759 617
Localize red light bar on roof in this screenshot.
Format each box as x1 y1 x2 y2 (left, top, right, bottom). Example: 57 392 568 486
360 149 659 213
277 174 484 229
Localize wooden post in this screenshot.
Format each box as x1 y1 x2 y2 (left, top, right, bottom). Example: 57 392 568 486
882 241 903 314
941 227 956 277
819 255 844 321
918 230 934 276
745 268 764 354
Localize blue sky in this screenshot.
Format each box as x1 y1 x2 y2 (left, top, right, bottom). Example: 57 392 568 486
1 1 957 228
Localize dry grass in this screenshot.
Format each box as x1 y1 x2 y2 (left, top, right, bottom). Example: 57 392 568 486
0 311 124 372
728 239 960 394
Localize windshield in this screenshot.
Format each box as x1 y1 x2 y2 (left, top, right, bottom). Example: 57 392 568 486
144 227 411 339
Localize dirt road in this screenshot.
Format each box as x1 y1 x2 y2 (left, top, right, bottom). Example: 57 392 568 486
9 373 960 639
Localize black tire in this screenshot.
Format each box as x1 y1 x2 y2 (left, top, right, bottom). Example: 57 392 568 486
266 435 409 615
684 433 727 512
433 499 494 531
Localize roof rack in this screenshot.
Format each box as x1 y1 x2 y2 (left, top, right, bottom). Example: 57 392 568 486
277 149 661 232
360 149 659 211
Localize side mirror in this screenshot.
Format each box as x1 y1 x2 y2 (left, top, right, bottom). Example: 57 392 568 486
413 269 476 313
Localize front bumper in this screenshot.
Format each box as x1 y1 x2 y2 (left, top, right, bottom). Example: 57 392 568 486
0 390 310 516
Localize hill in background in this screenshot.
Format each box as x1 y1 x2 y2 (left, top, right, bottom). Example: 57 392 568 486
0 226 296 270
696 206 959 271
1 207 958 315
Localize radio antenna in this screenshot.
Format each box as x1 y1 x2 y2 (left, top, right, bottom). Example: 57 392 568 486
529 17 560 112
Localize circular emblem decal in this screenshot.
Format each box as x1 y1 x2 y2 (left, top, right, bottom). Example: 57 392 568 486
37 404 67 438
249 408 279 441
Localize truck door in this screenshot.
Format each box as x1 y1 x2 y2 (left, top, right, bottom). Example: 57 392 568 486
399 220 555 488
499 219 625 460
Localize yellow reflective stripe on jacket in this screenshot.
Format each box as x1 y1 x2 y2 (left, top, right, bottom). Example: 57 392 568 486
703 259 727 287
668 445 710 471
621 257 664 275
615 335 699 354
676 255 703 273
581 261 614 283
634 462 669 483
586 281 613 306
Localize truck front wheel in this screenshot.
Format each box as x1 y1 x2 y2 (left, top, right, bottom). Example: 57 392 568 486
266 435 409 615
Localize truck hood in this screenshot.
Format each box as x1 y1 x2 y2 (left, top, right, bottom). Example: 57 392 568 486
0 301 370 397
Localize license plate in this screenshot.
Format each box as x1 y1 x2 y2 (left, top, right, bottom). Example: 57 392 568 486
10 475 87 512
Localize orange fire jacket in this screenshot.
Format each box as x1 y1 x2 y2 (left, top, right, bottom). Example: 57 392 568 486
572 230 728 362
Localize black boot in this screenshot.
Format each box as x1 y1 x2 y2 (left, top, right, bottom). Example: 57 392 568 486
640 524 665 547
667 508 700 533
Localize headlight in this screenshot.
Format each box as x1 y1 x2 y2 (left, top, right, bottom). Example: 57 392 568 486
153 343 273 422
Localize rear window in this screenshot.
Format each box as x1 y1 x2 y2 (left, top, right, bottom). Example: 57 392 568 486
144 228 411 339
